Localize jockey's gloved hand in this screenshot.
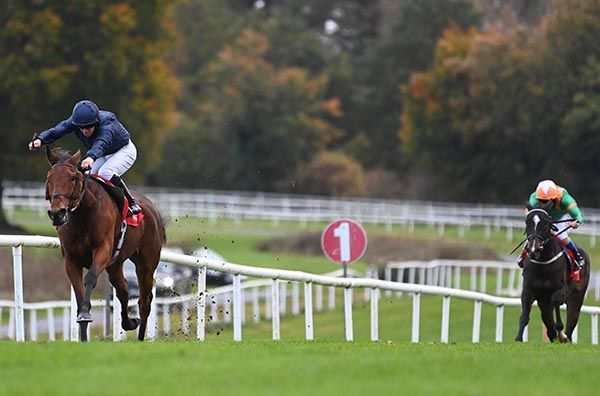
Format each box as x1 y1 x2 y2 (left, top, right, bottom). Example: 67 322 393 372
28 138 42 151
570 220 581 229
81 157 94 170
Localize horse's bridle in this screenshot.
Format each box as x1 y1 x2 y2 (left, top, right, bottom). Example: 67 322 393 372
47 163 88 212
526 208 565 265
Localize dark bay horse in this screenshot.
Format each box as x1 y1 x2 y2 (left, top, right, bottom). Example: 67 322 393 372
44 147 165 341
515 208 590 342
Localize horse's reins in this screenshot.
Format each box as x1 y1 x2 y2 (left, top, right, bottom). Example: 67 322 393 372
512 209 576 265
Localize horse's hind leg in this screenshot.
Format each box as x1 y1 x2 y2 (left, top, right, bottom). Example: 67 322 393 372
106 263 140 332
131 250 160 341
565 292 586 341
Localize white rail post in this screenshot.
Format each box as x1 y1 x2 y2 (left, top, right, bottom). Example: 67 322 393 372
280 282 287 316
412 292 421 343
523 324 528 343
29 310 37 341
147 284 157 341
70 288 78 342
572 324 578 344
271 279 280 340
304 282 314 341
370 288 379 342
315 285 323 311
396 269 404 297
592 314 598 345
197 267 207 341
47 308 56 341
495 305 504 342
384 267 392 297
8 308 15 339
344 287 353 341
12 245 25 342
112 288 122 341
480 267 487 293
472 300 482 343
233 274 242 342
328 286 336 310
453 266 461 289
496 268 503 295
62 308 69 341
441 296 450 344
292 282 300 315
252 287 260 323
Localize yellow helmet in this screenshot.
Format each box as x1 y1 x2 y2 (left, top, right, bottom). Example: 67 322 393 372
535 179 560 200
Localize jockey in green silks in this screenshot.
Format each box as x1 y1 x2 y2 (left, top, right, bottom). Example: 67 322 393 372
517 179 584 269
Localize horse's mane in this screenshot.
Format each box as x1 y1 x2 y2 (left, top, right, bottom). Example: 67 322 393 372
51 147 75 164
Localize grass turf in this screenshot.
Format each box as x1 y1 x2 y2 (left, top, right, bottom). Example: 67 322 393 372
1 340 599 396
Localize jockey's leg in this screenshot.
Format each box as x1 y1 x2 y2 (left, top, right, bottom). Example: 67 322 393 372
564 238 584 269
110 175 142 214
553 214 583 272
96 141 141 214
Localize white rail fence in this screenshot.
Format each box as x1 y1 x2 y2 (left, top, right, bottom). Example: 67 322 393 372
2 235 600 344
5 182 600 244
381 259 600 301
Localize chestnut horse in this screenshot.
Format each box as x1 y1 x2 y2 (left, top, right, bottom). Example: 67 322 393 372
515 208 590 342
44 147 165 341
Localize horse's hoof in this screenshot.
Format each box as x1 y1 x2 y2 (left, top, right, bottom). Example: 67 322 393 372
77 312 93 323
515 337 523 342
558 332 569 343
122 317 140 331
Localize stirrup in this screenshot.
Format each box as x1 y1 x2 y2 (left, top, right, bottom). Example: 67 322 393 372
128 202 142 215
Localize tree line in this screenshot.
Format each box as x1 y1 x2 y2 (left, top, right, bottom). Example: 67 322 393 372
2 0 599 214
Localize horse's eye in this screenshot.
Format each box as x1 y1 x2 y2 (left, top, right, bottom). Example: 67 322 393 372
71 175 77 182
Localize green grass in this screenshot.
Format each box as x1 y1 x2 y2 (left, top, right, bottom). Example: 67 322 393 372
1 340 600 396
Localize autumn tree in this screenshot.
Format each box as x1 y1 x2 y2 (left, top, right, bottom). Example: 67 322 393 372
156 29 343 191
0 2 178 231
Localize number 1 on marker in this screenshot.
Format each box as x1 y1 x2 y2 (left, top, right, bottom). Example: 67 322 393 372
334 221 350 263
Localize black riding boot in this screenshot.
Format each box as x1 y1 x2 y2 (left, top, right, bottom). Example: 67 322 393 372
110 175 142 215
566 241 584 269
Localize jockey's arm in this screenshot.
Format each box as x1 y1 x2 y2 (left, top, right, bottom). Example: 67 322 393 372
36 119 74 145
562 193 584 224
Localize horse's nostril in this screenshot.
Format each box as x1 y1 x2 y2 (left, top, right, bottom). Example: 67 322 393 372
58 208 67 218
47 210 53 220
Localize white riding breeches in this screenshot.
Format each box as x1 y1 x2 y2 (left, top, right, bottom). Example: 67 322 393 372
90 141 137 179
552 213 571 241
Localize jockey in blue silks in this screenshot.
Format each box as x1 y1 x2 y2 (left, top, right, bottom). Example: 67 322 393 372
28 100 142 214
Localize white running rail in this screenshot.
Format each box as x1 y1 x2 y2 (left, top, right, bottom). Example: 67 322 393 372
5 182 600 245
2 235 600 344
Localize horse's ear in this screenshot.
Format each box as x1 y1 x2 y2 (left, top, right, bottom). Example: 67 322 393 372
46 146 58 166
67 150 81 167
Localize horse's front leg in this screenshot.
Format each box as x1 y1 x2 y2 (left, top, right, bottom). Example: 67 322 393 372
551 288 568 343
515 288 535 342
79 242 113 322
64 259 89 341
106 262 140 332
538 298 558 342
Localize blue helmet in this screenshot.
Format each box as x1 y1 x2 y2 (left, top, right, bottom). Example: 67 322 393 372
71 100 99 126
